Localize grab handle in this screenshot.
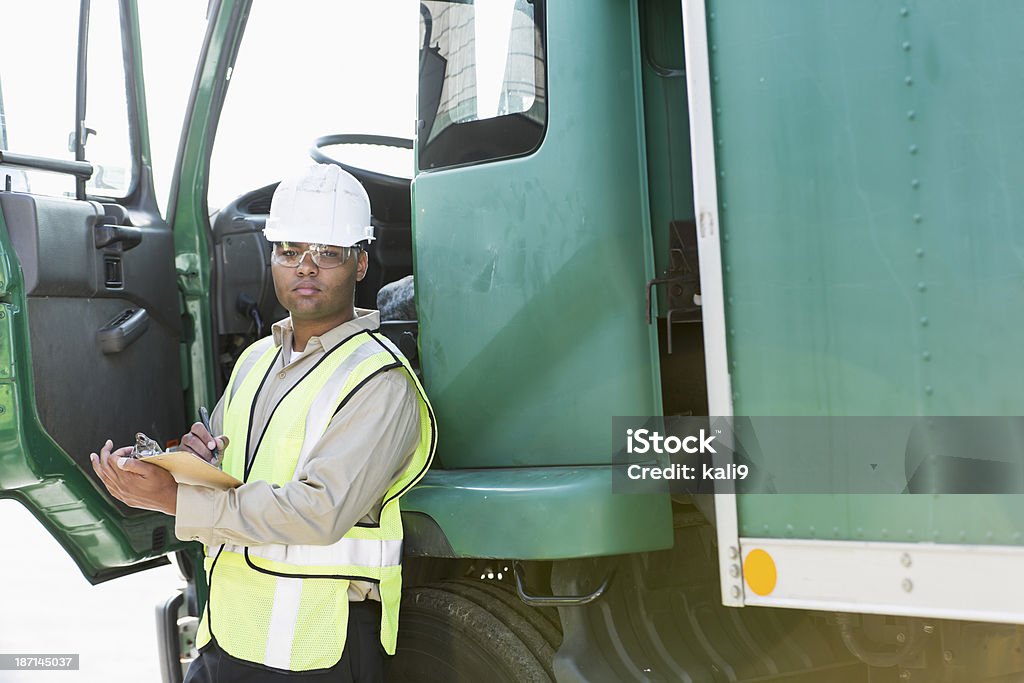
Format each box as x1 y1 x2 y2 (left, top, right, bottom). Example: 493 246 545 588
97 308 149 354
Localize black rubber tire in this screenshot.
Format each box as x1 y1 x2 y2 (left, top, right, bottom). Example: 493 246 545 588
386 582 556 683
439 579 563 651
437 580 558 678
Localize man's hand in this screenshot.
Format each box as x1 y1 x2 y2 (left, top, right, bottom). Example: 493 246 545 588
90 440 178 515
178 422 230 464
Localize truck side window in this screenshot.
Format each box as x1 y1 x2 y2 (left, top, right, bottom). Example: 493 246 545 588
418 0 547 171
0 0 135 199
0 1 80 197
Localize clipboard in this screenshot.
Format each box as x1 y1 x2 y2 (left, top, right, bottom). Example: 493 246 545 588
137 450 242 490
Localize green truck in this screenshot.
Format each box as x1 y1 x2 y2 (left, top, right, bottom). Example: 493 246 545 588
2 0 1024 681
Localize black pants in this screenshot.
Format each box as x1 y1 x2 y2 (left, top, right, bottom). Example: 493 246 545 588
183 600 385 683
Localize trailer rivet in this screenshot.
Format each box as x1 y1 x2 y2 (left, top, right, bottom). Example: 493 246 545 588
730 564 740 578
943 650 954 663
905 76 914 86
921 351 931 361
900 7 909 16
730 546 739 560
731 586 741 599
902 41 912 51
0 406 6 414
916 248 925 258
902 578 913 592
908 144 918 154
913 213 922 222
924 385 933 395
911 178 920 188
896 632 906 643
923 625 935 634
900 672 912 681
0 310 5 319
917 282 926 292
900 553 912 567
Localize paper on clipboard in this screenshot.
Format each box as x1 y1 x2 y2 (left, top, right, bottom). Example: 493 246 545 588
137 450 242 490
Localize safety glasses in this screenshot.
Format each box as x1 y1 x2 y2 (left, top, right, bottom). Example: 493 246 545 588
271 242 361 269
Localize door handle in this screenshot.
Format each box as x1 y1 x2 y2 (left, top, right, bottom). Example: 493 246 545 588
95 222 142 251
97 308 150 354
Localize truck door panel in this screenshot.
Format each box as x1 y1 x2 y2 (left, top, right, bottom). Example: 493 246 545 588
0 193 183 492
0 0 194 581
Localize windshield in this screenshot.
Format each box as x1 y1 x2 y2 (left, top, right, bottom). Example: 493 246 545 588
207 1 417 212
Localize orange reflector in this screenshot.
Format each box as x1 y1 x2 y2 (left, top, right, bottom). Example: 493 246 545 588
743 549 777 596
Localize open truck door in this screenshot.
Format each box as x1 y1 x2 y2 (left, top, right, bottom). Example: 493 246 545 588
0 0 194 586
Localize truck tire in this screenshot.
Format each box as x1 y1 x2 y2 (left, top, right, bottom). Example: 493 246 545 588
439 579 562 651
386 581 558 683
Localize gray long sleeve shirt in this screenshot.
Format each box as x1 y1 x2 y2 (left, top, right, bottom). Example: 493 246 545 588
174 309 421 601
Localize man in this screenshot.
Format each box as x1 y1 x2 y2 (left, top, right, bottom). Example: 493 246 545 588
90 164 436 682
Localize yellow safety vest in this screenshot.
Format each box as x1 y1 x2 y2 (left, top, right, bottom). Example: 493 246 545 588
194 328 436 672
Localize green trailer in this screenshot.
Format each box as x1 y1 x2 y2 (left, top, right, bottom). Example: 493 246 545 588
2 0 1024 680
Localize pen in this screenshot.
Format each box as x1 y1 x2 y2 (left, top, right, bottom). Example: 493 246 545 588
199 406 219 461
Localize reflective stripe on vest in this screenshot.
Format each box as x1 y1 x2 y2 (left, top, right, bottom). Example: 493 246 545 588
195 329 436 672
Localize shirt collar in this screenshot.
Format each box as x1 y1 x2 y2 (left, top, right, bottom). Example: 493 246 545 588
271 308 381 357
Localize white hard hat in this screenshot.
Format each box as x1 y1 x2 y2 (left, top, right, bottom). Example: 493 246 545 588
264 164 375 246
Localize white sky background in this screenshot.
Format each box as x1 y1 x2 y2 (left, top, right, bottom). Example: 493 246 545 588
138 0 210 213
